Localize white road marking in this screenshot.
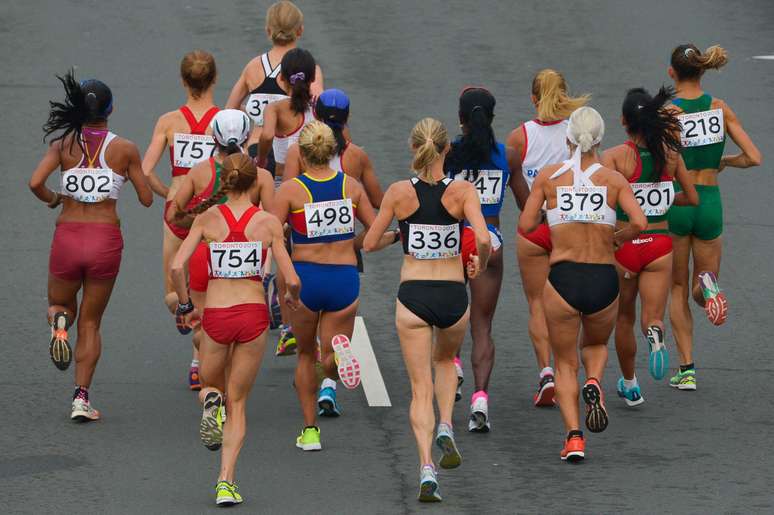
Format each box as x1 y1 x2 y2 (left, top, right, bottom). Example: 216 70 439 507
351 316 391 407
752 55 774 60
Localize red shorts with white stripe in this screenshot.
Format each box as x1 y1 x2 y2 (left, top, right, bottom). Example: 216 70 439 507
615 232 673 274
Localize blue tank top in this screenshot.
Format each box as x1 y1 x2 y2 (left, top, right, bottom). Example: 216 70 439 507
289 171 357 245
445 141 510 217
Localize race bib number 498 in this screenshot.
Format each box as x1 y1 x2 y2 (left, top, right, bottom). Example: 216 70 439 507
454 170 503 204
408 223 460 260
678 109 724 148
173 133 216 169
556 185 608 223
61 168 113 203
304 198 354 238
209 241 262 278
632 181 674 216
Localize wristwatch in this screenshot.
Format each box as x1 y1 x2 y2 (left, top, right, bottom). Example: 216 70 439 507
176 300 194 316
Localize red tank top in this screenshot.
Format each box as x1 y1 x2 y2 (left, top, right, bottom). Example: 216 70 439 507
186 158 218 211
207 204 267 282
169 106 220 177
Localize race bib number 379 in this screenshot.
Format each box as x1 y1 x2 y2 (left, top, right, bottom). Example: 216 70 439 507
556 185 608 223
632 181 674 216
304 199 354 238
679 109 724 148
61 168 113 203
454 170 503 204
209 241 262 278
408 223 460 260
173 133 216 169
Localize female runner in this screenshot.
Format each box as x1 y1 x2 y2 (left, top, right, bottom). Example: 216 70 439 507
225 0 323 163
519 107 646 462
601 87 698 406
272 121 392 451
506 69 589 407
444 87 516 432
29 71 153 420
141 50 219 389
172 153 300 506
666 44 761 390
365 118 491 501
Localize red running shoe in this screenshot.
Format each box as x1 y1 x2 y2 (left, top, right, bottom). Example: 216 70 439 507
533 374 556 407
699 271 728 326
561 434 585 462
582 378 608 433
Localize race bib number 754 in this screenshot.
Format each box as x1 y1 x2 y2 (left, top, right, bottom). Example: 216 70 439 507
209 241 262 278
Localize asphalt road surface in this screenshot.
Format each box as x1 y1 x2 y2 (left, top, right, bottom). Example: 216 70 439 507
2 1 774 513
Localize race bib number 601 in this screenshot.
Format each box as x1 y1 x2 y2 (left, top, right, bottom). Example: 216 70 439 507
173 133 216 169
304 198 355 238
408 223 460 260
209 241 262 278
61 168 113 203
556 185 608 223
632 181 674 216
678 108 724 148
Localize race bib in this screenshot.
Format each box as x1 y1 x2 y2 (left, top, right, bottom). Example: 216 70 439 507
304 198 354 238
209 241 262 278
407 223 461 260
632 181 674 217
173 133 216 169
556 185 608 223
61 168 113 203
678 109 724 148
245 93 287 126
454 170 503 205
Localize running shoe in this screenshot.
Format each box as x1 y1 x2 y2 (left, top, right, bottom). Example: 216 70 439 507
468 393 490 433
215 480 243 506
188 365 201 391
698 271 728 326
669 368 697 391
647 325 668 381
454 357 464 402
582 378 608 433
71 398 100 422
317 387 341 417
296 426 322 451
275 326 297 356
332 334 361 389
264 273 282 330
533 374 556 407
560 434 585 462
435 423 462 469
616 377 644 407
418 465 442 502
49 312 71 371
200 391 224 451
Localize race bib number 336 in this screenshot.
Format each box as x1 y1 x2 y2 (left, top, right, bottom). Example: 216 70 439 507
209 241 262 278
632 181 674 216
304 199 354 238
173 133 216 169
556 185 608 223
61 168 113 203
678 109 724 148
408 223 460 260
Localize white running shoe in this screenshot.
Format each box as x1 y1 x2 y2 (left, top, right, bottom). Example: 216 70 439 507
332 334 361 389
71 398 100 422
468 395 490 433
454 359 464 402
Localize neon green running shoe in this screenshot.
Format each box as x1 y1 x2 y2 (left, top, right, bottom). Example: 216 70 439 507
669 369 696 391
215 480 243 506
296 426 322 451
275 326 297 356
200 391 224 451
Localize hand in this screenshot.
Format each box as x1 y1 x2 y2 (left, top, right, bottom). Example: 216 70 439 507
184 308 201 329
718 156 727 173
466 255 481 279
284 291 300 311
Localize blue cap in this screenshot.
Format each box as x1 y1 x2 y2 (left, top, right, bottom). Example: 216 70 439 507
315 89 350 128
318 89 350 110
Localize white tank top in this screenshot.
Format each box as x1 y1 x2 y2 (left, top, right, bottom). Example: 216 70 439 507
546 151 616 228
521 119 569 190
328 143 348 173
61 132 126 202
272 107 314 164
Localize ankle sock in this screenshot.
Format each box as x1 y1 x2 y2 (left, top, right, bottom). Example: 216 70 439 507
540 366 554 379
680 363 695 373
567 429 584 440
623 376 638 389
321 378 337 390
73 386 89 401
471 390 488 404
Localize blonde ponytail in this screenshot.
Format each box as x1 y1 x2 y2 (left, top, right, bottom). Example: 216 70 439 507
532 69 590 121
409 118 448 184
671 43 728 80
266 1 303 45
697 45 729 71
298 121 337 167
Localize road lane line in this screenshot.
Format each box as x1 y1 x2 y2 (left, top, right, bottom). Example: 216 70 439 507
351 316 391 407
752 55 774 60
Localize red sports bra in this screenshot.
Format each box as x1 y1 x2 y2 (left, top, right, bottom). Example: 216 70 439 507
207 204 267 282
169 106 220 177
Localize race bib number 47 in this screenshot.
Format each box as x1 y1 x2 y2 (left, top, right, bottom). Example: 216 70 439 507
632 181 674 216
304 198 354 238
173 133 216 169
408 223 460 260
454 170 503 205
556 185 608 223
678 109 724 148
209 241 262 278
61 168 113 203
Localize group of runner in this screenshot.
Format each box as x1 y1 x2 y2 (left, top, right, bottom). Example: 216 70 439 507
29 0 762 506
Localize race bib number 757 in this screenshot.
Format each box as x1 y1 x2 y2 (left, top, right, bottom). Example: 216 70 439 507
173 133 216 169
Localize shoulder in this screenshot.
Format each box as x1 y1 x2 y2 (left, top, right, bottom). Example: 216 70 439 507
111 135 140 155
601 143 627 163
385 179 413 198
242 56 265 80
158 110 181 125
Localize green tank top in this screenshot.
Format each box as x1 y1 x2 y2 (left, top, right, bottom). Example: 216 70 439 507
213 162 227 205
617 142 673 224
673 94 725 171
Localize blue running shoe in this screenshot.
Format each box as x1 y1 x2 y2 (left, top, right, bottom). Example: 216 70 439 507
317 387 341 417
617 377 645 407
647 325 668 380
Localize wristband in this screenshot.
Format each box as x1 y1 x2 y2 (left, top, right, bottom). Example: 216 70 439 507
392 229 401 244
47 192 61 209
176 300 194 316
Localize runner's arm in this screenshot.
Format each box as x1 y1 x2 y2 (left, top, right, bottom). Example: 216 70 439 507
127 143 154 207
363 184 398 252
352 183 394 251
283 144 302 181
258 103 277 166
141 117 170 198
506 126 529 210
720 101 762 170
254 168 275 212
171 219 204 305
614 174 648 245
270 180 292 225
167 172 196 225
462 182 491 272
268 214 300 309
225 66 250 110
672 152 699 206
311 65 324 98
359 150 384 208
28 144 63 206
518 171 547 234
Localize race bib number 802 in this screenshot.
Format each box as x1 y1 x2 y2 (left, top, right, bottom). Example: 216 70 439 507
408 223 460 260
678 109 724 148
209 241 262 278
61 168 113 203
556 185 608 223
304 199 355 238
173 133 216 169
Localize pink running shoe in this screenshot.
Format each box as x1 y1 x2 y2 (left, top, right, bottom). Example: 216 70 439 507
331 334 361 390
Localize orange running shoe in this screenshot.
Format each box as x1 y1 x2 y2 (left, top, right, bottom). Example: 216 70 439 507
49 312 71 371
582 378 608 433
533 374 555 407
561 434 585 462
699 272 728 326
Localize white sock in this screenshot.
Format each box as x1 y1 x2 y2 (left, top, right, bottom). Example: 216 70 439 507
623 376 638 389
540 367 554 379
321 378 337 390
191 359 199 367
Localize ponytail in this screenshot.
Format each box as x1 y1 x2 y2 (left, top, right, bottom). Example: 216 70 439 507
281 48 315 115
531 69 590 121
671 44 728 80
622 86 682 174
184 153 257 216
409 118 448 184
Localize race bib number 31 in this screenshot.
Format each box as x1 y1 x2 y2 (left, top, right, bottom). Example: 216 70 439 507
304 199 354 238
632 181 674 216
679 109 724 148
173 133 216 169
408 223 460 260
246 93 287 126
209 241 262 278
61 168 113 203
556 185 608 223
454 170 503 205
